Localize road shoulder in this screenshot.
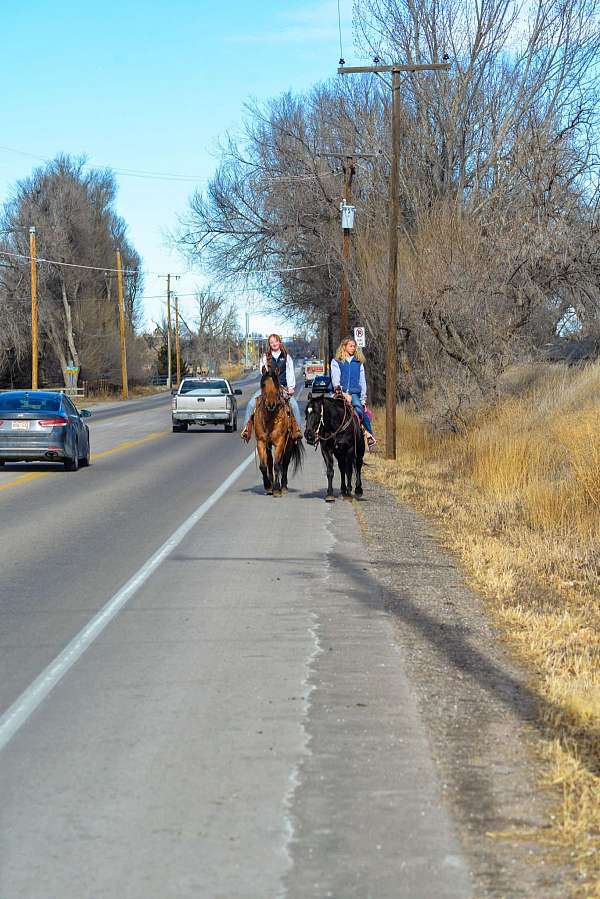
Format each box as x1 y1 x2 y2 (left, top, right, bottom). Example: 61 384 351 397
285 488 472 899
355 478 568 897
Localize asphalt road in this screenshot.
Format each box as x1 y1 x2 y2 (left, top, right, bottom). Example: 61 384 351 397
0 379 472 898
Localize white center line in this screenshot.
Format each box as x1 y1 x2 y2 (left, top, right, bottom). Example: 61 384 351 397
0 451 255 752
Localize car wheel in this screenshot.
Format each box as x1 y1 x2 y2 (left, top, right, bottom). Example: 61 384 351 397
64 444 79 471
224 422 233 432
79 441 91 467
233 416 238 432
172 423 185 432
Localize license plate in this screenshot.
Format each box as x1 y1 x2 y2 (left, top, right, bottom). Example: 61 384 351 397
11 421 29 430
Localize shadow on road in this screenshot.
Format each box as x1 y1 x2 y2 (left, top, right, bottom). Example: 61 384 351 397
327 550 600 780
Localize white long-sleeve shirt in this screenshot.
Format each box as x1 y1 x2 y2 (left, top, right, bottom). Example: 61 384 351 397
259 350 296 391
330 357 367 403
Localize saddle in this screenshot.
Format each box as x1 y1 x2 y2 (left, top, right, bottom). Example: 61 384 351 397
333 387 363 424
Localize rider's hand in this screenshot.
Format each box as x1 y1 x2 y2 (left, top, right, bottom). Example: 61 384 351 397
343 391 352 403
287 387 295 396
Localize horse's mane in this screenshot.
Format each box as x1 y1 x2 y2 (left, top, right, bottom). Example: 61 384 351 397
260 368 280 389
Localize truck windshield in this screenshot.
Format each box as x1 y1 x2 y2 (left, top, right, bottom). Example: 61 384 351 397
179 380 229 396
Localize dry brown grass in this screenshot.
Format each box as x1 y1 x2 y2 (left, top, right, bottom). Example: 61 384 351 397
218 362 244 382
368 362 600 896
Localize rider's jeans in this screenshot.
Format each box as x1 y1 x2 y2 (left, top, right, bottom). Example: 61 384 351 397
244 390 302 428
350 394 373 434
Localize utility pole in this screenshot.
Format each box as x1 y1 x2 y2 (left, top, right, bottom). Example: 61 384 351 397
158 274 180 388
245 312 250 368
340 155 355 337
166 274 172 389
174 293 181 385
116 250 128 401
338 60 451 459
29 227 38 389
317 149 374 341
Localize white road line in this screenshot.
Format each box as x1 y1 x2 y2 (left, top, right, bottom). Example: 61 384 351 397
0 451 255 752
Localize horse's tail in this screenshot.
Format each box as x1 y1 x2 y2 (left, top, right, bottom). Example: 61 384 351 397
288 438 304 476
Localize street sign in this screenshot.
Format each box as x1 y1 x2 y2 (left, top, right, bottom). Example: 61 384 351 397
354 326 366 348
65 366 79 389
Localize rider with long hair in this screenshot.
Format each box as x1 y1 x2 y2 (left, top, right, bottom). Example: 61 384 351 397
241 333 303 443
330 337 376 448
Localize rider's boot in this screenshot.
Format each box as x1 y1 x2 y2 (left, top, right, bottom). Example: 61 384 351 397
362 424 377 451
290 415 303 442
241 416 253 443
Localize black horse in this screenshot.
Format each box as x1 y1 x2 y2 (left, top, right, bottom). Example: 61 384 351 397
304 394 365 502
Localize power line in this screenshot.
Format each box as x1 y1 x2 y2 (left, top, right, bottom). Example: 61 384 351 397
0 248 330 277
0 144 210 184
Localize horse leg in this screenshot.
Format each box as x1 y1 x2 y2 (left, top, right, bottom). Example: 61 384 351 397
343 452 354 499
354 454 364 497
272 442 283 497
354 431 365 497
337 452 350 497
280 445 289 493
266 445 275 495
322 446 335 502
257 441 272 494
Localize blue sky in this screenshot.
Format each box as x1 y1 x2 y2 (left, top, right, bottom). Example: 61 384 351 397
0 0 356 337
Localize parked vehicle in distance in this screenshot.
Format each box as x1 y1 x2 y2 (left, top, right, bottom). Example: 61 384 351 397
0 390 91 471
171 378 243 432
310 374 333 394
303 359 326 388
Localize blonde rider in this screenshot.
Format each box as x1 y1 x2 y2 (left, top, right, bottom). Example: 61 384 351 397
330 337 376 449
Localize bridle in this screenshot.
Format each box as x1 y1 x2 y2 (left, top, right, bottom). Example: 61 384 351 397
260 374 284 414
313 397 353 447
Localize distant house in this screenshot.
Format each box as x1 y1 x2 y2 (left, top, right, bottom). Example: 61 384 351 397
543 337 600 365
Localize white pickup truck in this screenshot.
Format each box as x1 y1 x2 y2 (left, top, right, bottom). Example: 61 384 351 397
171 377 243 432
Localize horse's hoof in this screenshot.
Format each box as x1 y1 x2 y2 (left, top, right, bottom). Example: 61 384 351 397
325 495 335 503
354 490 363 498
272 490 282 498
342 493 354 501
265 488 273 495
281 486 288 494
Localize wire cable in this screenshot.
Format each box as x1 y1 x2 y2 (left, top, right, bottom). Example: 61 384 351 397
0 248 330 277
337 0 344 62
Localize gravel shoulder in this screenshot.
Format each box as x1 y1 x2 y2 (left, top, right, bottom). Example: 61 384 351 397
355 477 569 898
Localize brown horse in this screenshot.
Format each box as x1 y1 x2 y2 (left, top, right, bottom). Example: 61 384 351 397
254 370 304 496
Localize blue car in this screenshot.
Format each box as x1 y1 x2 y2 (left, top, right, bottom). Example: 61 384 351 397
0 390 92 471
310 375 333 394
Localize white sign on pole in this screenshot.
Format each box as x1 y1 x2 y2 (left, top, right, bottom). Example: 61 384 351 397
354 326 366 348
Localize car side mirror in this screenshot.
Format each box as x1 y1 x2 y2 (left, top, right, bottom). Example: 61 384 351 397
234 389 242 395
171 389 177 396
80 409 92 418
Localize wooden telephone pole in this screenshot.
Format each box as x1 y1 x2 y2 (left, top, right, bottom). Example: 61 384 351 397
116 250 128 401
166 274 172 389
318 149 375 340
174 293 181 385
29 227 38 389
340 155 355 338
338 61 451 459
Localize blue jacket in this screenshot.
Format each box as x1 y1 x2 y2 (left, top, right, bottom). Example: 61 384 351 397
333 357 363 396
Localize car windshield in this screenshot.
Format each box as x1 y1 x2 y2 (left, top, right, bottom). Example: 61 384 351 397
179 380 229 396
0 392 62 413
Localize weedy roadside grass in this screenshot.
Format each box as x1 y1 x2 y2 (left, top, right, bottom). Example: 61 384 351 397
368 361 600 897
218 363 245 382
